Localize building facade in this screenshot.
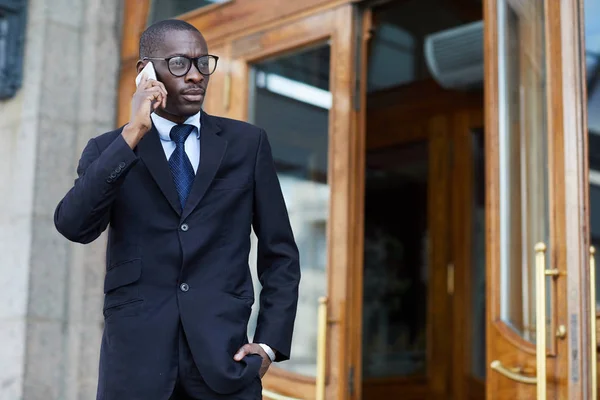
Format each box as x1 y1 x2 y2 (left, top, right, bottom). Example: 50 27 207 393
0 0 122 399
2 0 600 399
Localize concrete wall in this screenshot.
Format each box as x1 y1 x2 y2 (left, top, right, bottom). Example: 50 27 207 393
0 0 122 399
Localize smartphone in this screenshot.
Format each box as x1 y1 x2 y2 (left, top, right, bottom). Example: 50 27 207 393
135 62 157 87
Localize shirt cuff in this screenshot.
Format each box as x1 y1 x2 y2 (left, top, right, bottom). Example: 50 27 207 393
258 343 276 361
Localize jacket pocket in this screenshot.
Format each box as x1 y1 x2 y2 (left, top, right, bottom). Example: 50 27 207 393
103 298 143 320
104 258 142 293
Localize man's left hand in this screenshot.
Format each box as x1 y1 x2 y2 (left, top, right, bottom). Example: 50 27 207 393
234 343 272 378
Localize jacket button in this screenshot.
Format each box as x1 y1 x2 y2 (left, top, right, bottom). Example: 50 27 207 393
180 223 189 232
180 283 189 292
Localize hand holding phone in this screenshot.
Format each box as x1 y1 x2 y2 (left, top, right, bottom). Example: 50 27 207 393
122 62 167 149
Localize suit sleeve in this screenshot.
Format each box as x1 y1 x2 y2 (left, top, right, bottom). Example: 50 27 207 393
54 133 139 244
252 129 301 362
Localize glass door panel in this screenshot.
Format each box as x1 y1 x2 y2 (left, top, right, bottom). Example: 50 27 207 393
584 0 600 396
469 129 487 381
247 44 331 378
497 0 550 343
362 140 429 380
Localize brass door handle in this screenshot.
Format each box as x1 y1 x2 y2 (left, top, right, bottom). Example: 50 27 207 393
590 246 597 400
535 242 547 399
316 296 328 400
490 360 537 384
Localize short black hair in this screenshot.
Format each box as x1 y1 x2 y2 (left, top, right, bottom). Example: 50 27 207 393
139 19 201 59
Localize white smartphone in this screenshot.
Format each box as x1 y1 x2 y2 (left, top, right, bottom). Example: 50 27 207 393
135 61 157 87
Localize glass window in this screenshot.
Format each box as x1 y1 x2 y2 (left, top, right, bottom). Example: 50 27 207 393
246 44 330 377
471 130 486 379
0 0 27 99
498 0 550 341
148 0 230 24
0 14 7 78
584 0 600 307
362 141 429 378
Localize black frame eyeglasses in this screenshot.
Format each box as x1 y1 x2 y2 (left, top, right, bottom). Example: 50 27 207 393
143 55 219 77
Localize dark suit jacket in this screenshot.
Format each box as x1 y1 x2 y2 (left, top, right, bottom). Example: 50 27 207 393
54 112 301 399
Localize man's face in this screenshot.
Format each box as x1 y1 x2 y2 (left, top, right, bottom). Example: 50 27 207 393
138 29 210 120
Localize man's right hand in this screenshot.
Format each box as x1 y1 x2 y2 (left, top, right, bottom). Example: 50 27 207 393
122 75 168 149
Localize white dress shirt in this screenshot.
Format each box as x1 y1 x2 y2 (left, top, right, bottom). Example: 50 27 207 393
149 111 276 362
151 111 201 173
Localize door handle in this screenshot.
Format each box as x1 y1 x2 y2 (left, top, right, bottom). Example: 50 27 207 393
590 246 597 400
490 243 550 398
490 360 537 384
535 242 548 400
316 296 328 400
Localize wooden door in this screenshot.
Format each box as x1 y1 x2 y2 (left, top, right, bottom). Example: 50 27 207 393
485 0 593 399
362 78 486 400
217 5 361 400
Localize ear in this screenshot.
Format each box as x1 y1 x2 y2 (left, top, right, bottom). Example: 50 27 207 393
136 60 146 74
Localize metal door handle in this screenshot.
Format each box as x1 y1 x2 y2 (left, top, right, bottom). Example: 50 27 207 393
316 296 328 400
535 242 547 399
490 360 537 384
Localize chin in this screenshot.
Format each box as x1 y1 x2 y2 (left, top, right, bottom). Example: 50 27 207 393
178 103 203 116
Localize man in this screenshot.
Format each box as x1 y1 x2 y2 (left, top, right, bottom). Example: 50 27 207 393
54 19 300 400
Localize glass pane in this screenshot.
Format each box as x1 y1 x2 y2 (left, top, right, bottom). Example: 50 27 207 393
148 0 230 24
362 141 428 378
471 130 486 379
247 44 331 377
498 0 550 341
584 0 600 308
0 16 7 77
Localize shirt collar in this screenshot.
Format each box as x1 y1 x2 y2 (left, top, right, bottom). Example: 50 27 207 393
151 110 201 142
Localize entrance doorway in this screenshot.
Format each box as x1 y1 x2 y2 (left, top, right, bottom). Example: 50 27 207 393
360 1 485 398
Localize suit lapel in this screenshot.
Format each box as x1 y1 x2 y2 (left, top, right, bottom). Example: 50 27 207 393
137 125 182 215
182 112 227 221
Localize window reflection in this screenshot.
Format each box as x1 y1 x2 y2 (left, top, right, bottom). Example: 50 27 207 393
584 0 600 307
498 0 550 341
471 130 486 379
247 45 330 377
363 141 429 378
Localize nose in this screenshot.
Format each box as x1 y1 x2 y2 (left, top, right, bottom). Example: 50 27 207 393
185 62 204 84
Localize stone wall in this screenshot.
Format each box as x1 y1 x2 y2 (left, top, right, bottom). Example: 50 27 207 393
0 0 123 399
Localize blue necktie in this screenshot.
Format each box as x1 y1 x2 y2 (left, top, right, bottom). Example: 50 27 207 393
169 124 195 209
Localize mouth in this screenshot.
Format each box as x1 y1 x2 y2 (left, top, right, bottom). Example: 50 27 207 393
181 88 205 102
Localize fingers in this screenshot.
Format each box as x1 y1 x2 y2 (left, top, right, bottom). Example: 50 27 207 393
234 344 253 361
145 81 167 109
143 87 166 111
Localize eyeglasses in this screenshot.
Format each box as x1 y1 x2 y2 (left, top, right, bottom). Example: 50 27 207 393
143 55 219 77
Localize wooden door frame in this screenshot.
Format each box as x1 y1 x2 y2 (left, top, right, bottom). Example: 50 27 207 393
548 0 592 397
484 0 592 398
225 5 361 400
